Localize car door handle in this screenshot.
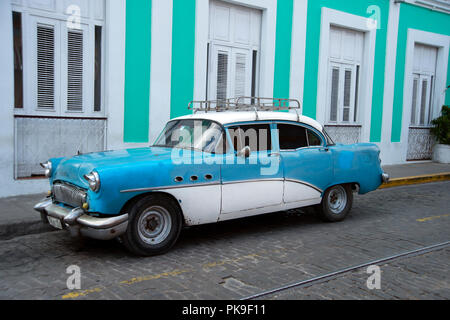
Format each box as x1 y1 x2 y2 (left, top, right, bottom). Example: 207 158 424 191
269 153 280 157
319 148 329 152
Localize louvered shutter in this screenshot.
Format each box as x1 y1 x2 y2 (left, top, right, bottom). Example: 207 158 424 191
216 52 228 101
67 30 83 111
329 67 339 122
234 53 246 97
343 69 352 122
410 77 418 125
37 25 55 109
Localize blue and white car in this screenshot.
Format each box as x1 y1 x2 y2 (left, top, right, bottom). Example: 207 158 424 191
34 98 389 256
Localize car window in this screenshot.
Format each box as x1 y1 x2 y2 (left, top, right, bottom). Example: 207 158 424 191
227 124 272 152
153 119 227 154
307 129 322 146
278 124 308 150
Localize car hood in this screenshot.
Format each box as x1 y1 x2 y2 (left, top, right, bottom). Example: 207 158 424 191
52 147 174 188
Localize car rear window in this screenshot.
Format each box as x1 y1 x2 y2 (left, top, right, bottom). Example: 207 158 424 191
278 124 322 150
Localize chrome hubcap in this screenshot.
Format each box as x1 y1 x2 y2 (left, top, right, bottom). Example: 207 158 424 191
327 186 347 214
137 206 172 244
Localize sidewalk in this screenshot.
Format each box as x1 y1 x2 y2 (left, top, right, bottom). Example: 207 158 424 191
0 162 449 240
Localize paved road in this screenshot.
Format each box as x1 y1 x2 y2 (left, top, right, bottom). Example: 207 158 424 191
0 182 449 300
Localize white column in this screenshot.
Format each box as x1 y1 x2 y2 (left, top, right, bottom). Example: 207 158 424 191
149 0 174 143
289 0 308 104
379 0 401 164
104 0 127 150
193 0 209 102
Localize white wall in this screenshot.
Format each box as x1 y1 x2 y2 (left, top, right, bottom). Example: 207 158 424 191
0 0 128 197
104 0 127 150
0 0 50 197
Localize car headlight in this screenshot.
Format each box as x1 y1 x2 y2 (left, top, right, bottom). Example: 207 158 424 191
40 161 52 178
83 171 101 192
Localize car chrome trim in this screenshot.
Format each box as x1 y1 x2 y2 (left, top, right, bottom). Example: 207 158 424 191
119 181 221 193
119 178 322 194
221 178 284 185
284 178 323 193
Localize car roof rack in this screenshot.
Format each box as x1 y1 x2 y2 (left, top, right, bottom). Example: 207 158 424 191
188 97 301 114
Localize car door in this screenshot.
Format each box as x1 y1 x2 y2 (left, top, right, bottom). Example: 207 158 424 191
219 122 284 216
277 122 333 205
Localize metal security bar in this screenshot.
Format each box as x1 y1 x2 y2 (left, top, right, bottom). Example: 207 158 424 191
188 97 301 114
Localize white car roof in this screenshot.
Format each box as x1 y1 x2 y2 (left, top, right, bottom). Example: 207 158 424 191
173 111 324 133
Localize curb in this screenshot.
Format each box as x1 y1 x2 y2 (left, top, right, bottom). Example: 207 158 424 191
379 172 450 189
0 219 55 241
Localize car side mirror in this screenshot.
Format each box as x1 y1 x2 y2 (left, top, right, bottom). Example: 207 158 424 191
237 146 251 158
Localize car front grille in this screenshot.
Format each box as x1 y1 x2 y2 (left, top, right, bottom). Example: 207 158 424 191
52 182 87 208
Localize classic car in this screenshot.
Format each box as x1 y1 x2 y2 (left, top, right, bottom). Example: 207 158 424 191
34 98 389 256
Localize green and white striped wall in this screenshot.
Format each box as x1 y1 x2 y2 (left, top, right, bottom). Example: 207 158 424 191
121 0 450 164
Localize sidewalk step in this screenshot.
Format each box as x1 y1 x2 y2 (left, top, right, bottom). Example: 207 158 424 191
379 172 450 189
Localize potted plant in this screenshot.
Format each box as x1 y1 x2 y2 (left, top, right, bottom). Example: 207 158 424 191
431 105 450 163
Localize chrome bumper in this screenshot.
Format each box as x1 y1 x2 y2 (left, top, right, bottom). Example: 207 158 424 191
381 173 390 183
34 198 128 241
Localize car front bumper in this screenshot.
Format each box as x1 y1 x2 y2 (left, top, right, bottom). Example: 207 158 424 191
34 198 128 240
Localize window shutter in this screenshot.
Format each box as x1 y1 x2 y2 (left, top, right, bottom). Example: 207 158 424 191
37 25 55 109
67 30 83 111
419 79 428 125
330 67 339 122
216 52 228 101
234 53 246 97
411 78 418 125
343 69 352 122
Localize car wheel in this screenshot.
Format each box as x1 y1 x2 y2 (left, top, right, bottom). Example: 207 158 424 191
316 184 353 222
121 194 182 256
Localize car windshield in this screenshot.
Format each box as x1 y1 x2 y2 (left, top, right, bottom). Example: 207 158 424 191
153 119 225 154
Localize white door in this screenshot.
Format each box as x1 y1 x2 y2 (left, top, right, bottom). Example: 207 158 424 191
325 26 363 145
406 44 438 161
208 0 261 100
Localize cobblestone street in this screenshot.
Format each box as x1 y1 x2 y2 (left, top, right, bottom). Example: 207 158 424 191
0 181 449 300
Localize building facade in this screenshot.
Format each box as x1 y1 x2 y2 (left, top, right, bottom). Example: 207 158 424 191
0 0 449 197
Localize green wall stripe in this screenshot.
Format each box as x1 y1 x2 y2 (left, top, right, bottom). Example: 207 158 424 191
273 0 294 100
124 0 152 143
391 3 450 142
170 0 196 119
303 0 389 142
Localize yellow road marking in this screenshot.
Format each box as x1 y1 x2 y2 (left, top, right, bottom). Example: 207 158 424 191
60 248 289 299
62 287 102 299
202 253 260 268
119 269 191 285
417 214 450 222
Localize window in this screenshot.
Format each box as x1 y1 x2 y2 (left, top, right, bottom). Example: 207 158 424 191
278 124 323 150
13 5 105 117
328 62 359 124
307 130 322 146
228 124 271 152
13 11 23 109
410 44 438 126
327 26 363 124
